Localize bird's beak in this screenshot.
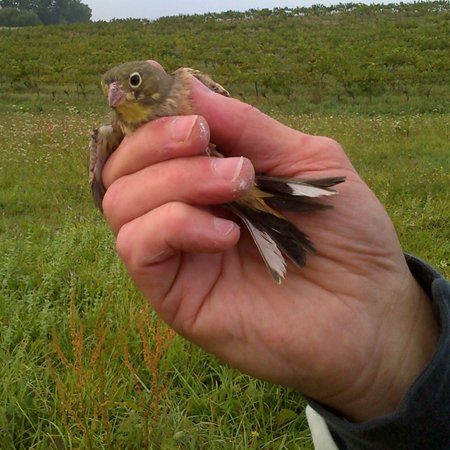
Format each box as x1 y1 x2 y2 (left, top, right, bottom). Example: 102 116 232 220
108 81 127 107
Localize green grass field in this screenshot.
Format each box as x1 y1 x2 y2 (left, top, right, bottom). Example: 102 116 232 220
0 99 448 448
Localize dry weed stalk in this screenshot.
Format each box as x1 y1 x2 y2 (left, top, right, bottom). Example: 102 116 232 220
50 290 176 448
123 302 175 447
49 289 113 448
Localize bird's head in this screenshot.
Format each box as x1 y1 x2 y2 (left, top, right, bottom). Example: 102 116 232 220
101 61 174 129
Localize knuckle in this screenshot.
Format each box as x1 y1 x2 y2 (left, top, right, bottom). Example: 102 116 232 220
102 177 127 219
316 136 344 155
115 221 134 265
163 201 190 225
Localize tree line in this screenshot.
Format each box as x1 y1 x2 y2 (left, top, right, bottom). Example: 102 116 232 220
0 0 91 26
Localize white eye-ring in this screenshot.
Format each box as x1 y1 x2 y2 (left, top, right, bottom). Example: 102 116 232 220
129 72 142 88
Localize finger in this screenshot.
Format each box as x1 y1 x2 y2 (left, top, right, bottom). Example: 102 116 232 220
103 155 254 234
116 202 240 311
146 59 165 71
189 76 352 176
102 115 210 188
189 77 312 170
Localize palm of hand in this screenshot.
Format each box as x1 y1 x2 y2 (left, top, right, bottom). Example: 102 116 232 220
159 132 405 401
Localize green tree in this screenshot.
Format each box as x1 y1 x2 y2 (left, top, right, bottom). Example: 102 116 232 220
0 0 91 25
63 0 90 22
0 6 41 25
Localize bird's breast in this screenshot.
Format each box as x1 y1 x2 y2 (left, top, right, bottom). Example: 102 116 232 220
115 101 154 133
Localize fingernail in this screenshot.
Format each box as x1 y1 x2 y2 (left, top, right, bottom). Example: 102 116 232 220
212 156 244 180
170 115 198 142
198 117 210 141
213 217 237 236
211 156 253 192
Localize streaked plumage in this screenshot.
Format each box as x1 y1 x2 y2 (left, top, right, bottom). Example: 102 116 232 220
89 61 345 283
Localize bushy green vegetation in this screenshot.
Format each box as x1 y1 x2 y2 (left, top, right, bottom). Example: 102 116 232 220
0 2 449 448
0 1 448 114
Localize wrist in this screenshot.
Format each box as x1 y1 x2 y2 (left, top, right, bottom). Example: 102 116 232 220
336 272 440 422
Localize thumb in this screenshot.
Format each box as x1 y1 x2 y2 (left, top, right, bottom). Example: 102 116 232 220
190 76 312 173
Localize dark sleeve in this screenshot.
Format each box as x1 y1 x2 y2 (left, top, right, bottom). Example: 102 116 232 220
305 255 450 450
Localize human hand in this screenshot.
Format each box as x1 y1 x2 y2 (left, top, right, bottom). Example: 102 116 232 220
101 70 439 422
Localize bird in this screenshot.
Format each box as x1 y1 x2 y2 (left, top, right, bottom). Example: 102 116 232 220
89 61 345 283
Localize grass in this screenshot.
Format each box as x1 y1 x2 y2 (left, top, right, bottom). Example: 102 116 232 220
0 96 448 448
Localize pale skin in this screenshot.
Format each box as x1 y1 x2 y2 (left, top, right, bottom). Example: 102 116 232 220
101 65 439 423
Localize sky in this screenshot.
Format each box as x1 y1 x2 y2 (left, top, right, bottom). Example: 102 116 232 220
85 0 402 22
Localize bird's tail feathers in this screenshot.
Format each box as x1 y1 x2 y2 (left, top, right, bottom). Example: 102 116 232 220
228 175 345 282
228 202 316 284
256 175 345 213
256 174 345 197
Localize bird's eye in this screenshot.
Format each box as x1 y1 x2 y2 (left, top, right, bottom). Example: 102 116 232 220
129 72 142 88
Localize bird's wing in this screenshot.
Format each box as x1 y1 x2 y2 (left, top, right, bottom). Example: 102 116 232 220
88 124 124 211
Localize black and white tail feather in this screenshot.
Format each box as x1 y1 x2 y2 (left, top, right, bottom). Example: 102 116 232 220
229 175 345 284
